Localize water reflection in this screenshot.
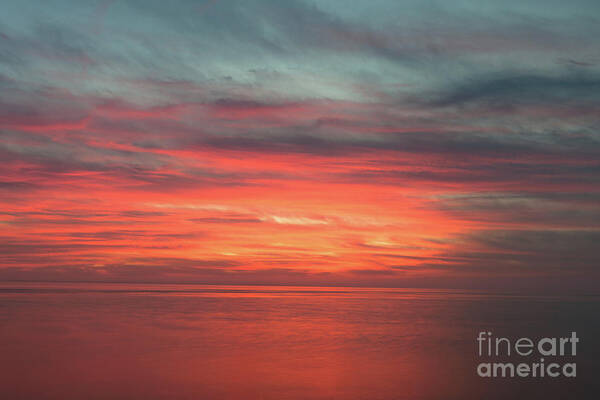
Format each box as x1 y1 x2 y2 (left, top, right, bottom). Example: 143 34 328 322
1 283 598 399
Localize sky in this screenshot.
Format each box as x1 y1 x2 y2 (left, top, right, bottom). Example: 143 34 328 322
1 0 599 290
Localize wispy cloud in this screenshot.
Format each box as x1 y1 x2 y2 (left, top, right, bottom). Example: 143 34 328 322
1 0 599 290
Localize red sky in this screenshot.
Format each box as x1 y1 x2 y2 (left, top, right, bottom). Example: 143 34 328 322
1 0 600 290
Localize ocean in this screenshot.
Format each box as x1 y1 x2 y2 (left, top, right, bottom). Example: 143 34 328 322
1 282 598 399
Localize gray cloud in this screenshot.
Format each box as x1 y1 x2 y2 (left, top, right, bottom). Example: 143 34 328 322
428 73 600 108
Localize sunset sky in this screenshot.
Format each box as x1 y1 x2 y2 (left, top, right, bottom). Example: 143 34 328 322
1 0 599 289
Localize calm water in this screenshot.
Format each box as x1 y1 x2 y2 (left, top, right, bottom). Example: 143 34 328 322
1 283 599 399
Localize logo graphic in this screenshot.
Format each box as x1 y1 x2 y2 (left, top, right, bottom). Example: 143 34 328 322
476 331 578 378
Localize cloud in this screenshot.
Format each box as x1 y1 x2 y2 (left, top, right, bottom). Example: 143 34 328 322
265 215 329 226
427 73 600 108
348 269 398 276
1 0 599 290
432 192 600 227
189 217 263 224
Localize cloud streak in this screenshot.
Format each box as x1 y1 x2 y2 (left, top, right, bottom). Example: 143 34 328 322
1 0 599 290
